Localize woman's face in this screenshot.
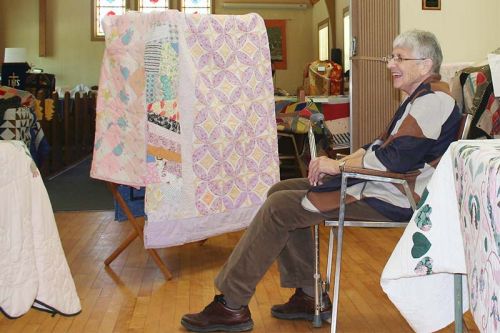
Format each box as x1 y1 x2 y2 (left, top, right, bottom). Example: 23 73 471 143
386 47 431 95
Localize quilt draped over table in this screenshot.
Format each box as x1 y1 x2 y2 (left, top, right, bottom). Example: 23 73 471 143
381 140 500 332
0 141 81 318
91 11 280 248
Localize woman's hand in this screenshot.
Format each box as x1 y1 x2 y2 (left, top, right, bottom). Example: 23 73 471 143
308 156 342 185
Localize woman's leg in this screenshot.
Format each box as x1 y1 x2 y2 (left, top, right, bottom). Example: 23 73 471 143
214 178 324 305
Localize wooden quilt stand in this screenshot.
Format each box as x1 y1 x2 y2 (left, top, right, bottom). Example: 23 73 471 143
104 182 173 280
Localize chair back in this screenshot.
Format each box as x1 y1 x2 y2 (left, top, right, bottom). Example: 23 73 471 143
456 113 473 140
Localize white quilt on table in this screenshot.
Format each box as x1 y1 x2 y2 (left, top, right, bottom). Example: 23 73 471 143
381 145 469 332
0 141 81 318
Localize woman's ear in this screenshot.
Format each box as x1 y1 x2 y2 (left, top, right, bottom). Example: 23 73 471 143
420 58 434 75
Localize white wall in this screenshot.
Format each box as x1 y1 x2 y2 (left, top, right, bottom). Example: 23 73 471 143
335 0 349 51
400 0 500 63
0 0 105 91
311 0 329 60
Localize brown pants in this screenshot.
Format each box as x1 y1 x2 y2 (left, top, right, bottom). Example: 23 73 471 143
214 178 387 306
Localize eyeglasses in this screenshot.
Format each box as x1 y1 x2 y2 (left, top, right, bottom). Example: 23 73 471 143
383 54 427 63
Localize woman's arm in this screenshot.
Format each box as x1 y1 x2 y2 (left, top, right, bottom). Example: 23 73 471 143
308 149 366 185
339 148 366 162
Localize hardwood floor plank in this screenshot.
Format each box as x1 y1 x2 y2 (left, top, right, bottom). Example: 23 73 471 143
0 211 480 332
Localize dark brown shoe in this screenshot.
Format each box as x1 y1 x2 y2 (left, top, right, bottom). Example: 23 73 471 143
271 288 332 321
181 295 254 332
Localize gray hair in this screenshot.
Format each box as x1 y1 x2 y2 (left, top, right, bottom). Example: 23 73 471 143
393 30 443 74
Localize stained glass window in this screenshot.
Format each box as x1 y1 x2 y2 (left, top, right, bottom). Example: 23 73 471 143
181 0 211 14
93 0 126 39
138 0 169 13
93 0 213 40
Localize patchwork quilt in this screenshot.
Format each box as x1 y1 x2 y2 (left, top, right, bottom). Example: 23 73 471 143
91 11 279 248
0 105 33 145
0 85 35 107
275 98 350 148
0 87 50 167
459 65 500 138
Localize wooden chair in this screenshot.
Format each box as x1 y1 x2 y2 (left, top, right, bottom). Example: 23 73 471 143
278 131 308 178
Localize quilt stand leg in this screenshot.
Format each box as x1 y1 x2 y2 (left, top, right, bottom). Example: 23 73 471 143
105 182 173 280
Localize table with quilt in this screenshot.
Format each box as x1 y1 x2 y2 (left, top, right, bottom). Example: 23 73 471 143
0 140 80 318
91 11 280 248
381 139 500 332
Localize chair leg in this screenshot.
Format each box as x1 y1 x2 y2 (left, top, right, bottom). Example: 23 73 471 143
313 224 322 327
320 226 335 326
330 222 344 333
291 134 307 178
330 173 348 333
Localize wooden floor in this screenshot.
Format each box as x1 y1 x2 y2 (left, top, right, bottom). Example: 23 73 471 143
0 211 478 333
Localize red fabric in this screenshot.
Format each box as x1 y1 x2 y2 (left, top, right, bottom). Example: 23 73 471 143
322 102 349 121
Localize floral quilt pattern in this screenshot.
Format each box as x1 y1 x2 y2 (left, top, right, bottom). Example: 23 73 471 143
453 141 500 332
381 140 500 332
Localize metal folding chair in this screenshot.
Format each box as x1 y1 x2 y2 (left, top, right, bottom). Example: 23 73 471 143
309 113 472 333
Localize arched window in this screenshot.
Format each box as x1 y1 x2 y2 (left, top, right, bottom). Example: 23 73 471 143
181 0 212 14
92 0 213 40
138 0 169 13
92 0 127 40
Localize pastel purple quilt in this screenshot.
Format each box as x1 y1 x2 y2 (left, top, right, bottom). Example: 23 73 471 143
91 11 280 248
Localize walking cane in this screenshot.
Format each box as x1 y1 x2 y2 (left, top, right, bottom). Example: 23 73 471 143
308 112 325 328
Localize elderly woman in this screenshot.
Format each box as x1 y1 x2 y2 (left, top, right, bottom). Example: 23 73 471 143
181 30 461 332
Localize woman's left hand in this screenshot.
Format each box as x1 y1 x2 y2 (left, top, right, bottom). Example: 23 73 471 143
308 156 342 185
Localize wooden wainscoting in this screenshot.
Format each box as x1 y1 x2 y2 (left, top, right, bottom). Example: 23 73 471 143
35 91 96 177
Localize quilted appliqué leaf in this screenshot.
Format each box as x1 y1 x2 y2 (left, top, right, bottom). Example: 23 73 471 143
415 203 432 231
416 188 429 210
411 232 432 258
414 256 433 275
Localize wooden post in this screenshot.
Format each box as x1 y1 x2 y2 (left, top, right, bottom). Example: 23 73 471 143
39 0 46 57
63 92 71 165
74 93 82 159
